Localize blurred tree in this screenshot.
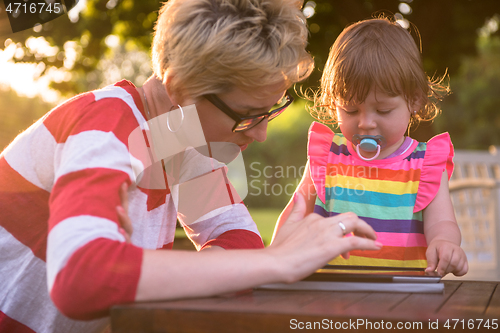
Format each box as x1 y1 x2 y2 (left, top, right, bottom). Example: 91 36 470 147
0 87 55 150
435 16 500 150
2 0 499 99
303 0 500 89
1 0 160 95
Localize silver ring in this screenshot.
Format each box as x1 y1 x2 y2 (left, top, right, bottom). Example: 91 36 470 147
338 221 347 236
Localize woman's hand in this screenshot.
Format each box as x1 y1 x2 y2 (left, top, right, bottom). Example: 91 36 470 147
116 182 133 243
268 192 383 283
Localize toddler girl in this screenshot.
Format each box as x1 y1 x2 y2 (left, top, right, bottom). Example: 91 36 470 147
274 17 468 276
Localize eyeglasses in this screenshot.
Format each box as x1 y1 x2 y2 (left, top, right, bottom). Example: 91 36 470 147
203 91 294 132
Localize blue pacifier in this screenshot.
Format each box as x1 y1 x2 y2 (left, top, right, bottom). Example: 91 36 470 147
352 135 387 161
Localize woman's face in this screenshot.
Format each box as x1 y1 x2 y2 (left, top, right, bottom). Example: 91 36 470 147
193 82 287 151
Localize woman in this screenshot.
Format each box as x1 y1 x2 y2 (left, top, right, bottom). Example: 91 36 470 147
0 1 381 332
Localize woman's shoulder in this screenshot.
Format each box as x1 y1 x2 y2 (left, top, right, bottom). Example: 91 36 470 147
42 80 144 145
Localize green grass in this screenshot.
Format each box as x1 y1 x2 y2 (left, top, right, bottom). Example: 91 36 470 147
248 208 282 246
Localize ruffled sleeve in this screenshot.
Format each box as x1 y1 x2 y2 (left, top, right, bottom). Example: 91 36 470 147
307 122 335 204
413 132 454 212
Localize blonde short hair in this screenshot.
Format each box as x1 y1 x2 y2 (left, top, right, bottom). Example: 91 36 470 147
152 0 314 98
312 17 449 125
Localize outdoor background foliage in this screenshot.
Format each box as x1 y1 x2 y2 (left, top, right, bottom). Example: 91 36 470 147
1 0 499 212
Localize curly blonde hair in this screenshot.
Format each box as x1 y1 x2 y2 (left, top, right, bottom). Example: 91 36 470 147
152 0 314 98
310 16 449 126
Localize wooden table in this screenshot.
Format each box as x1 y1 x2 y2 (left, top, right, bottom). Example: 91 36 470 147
111 281 500 332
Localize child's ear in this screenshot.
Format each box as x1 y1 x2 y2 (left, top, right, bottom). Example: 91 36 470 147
409 92 426 113
332 99 341 111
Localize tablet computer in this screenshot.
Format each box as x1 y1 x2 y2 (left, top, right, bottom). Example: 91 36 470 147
258 265 444 293
309 265 442 283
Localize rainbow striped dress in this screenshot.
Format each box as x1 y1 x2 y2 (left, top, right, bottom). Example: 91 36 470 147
308 122 454 268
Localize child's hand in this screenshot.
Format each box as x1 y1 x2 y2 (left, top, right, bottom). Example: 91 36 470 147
425 239 468 276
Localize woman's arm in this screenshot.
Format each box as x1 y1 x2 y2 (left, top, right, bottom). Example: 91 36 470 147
423 171 468 276
119 192 382 302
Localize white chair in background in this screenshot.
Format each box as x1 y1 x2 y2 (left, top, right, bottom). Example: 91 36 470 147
447 147 500 281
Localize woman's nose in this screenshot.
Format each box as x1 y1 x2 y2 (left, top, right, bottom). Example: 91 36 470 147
244 119 269 143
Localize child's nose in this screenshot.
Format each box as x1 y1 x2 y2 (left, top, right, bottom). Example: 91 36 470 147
358 112 376 130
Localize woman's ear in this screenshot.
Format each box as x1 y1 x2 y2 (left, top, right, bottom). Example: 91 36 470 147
163 70 181 106
163 70 195 106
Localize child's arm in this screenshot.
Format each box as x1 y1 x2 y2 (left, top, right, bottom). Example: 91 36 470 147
271 160 317 242
423 170 468 276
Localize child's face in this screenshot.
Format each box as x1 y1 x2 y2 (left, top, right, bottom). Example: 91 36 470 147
335 88 413 159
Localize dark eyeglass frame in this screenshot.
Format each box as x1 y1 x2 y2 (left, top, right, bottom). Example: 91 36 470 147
203 91 294 132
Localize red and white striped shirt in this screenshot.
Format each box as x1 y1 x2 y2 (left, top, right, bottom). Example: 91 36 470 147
0 80 263 333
